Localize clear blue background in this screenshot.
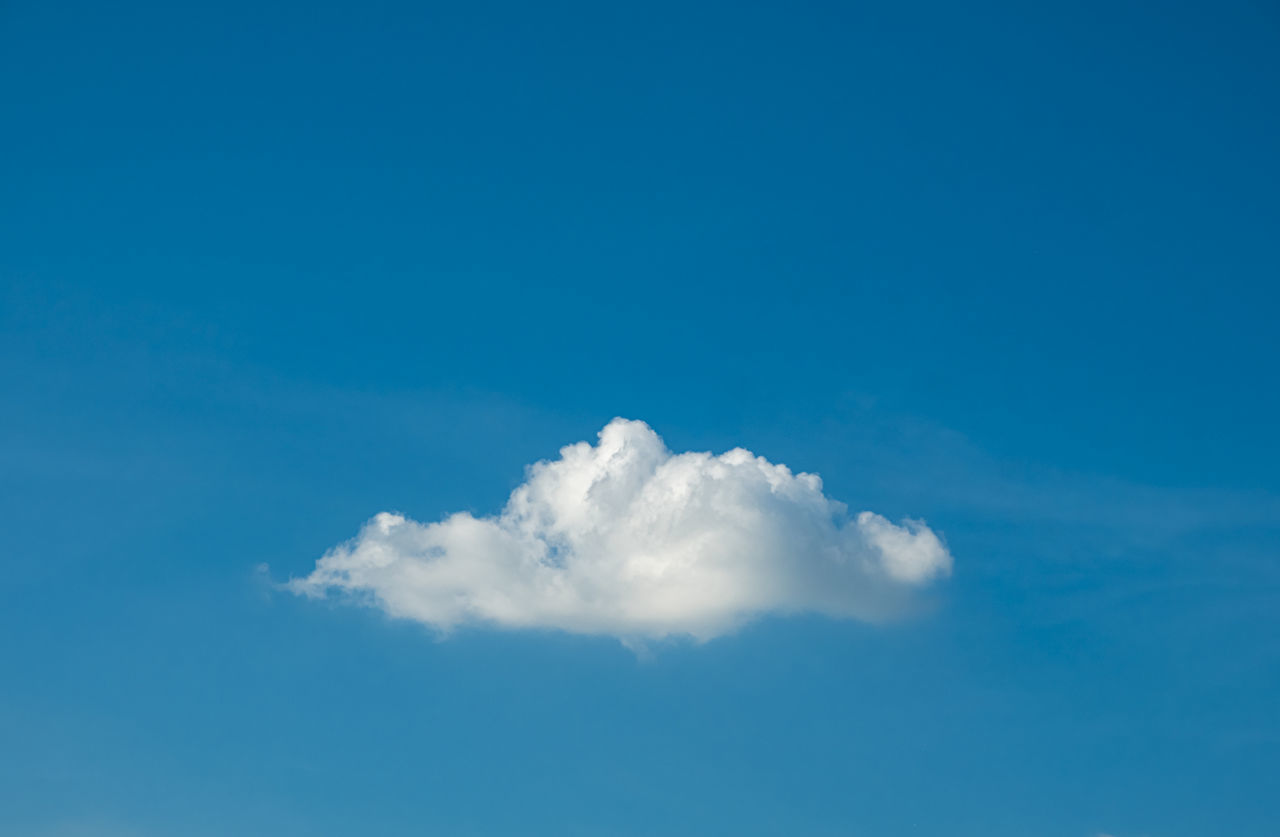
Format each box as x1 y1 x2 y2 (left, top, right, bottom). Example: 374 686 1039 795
2 1 1278 834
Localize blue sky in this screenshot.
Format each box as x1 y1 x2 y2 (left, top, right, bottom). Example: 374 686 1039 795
2 0 1278 834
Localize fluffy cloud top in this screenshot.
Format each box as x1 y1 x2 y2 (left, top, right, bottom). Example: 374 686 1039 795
288 418 952 642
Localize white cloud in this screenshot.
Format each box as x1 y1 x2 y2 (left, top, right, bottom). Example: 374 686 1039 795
287 418 952 643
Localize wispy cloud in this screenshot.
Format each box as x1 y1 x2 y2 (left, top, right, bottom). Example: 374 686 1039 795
286 418 951 643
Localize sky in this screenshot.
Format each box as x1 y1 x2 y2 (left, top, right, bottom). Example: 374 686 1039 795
2 0 1278 834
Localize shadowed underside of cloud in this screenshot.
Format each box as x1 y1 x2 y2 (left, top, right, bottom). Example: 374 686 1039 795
287 418 952 643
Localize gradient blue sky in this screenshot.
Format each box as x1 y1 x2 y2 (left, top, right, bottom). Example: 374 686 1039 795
2 1 1279 834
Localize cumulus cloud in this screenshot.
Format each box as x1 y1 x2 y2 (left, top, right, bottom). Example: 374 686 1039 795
287 418 952 643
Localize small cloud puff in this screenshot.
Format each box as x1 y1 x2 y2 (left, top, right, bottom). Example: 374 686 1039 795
287 418 952 643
